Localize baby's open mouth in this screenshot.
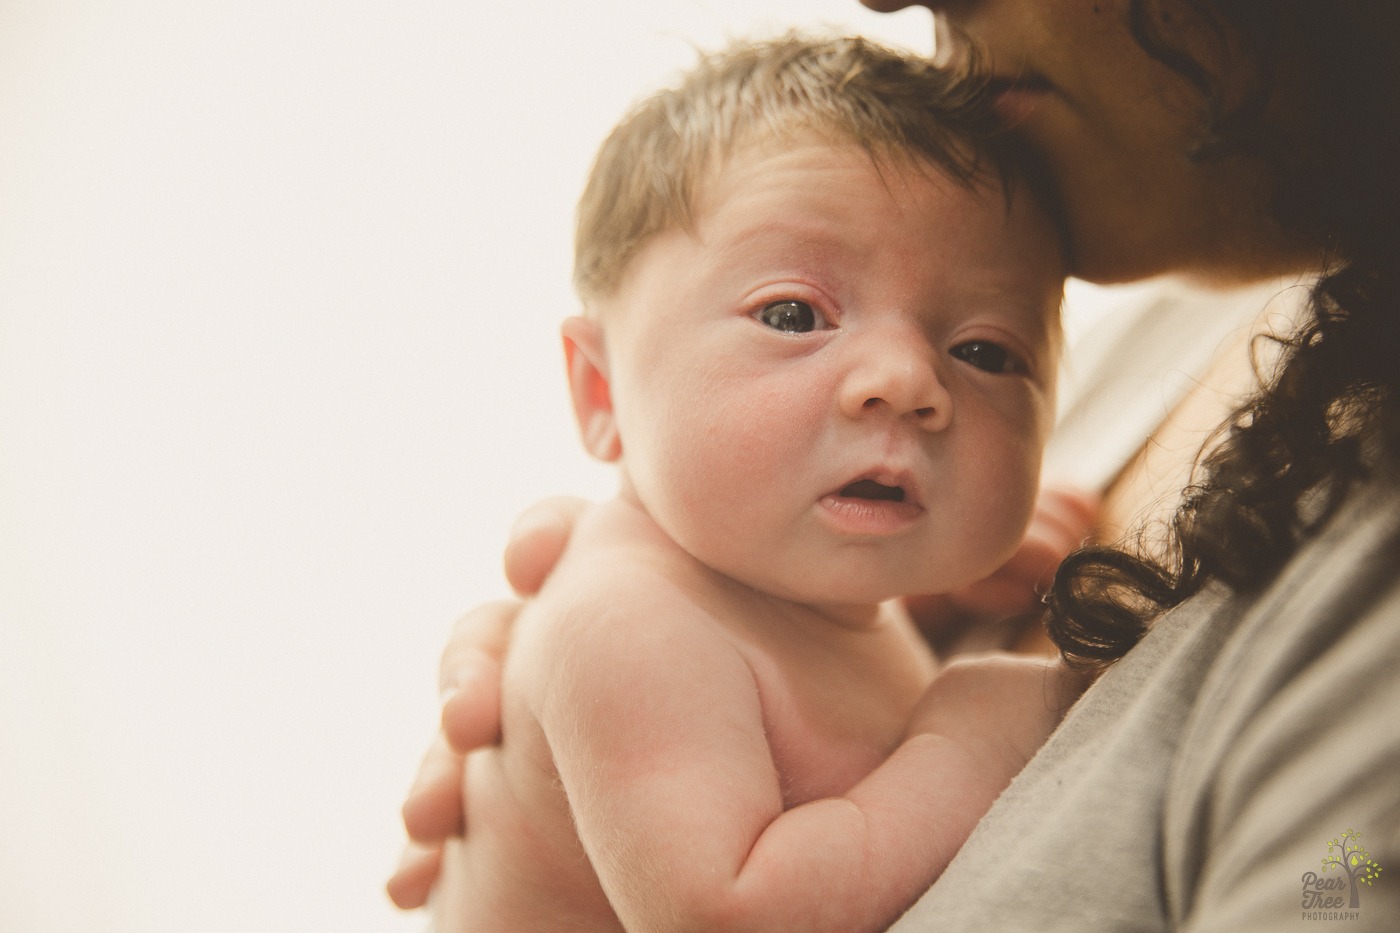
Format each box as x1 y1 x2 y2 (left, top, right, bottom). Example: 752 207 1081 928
820 471 923 532
838 479 906 503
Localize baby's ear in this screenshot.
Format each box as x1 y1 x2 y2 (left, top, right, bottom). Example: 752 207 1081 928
561 315 621 462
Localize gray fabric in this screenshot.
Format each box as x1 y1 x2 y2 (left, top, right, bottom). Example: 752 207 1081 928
891 479 1400 932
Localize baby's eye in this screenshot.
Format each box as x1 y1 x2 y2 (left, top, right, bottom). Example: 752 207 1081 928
753 300 830 334
950 340 1024 375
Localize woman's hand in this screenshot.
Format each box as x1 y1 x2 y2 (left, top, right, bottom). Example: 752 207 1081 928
386 496 588 910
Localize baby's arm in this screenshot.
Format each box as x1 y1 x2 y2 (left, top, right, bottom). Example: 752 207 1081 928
387 491 1091 908
902 653 1085 798
543 587 1080 933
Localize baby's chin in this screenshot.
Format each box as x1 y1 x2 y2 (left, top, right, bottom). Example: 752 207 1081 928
745 568 969 617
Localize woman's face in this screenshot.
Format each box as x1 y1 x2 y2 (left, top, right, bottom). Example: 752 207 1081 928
863 0 1315 284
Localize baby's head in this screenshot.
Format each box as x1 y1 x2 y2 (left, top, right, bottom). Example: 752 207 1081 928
563 34 1068 607
572 33 1042 302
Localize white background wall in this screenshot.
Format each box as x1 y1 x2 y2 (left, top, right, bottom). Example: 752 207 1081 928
0 2 934 930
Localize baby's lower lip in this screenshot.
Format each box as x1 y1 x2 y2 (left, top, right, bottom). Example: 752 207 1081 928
818 494 924 535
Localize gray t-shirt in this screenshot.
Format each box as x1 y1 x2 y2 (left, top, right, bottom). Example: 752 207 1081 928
893 478 1400 932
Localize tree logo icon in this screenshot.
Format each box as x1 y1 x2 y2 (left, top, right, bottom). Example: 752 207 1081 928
1317 828 1383 909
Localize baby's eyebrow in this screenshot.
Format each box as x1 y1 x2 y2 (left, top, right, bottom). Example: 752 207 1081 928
703 217 866 267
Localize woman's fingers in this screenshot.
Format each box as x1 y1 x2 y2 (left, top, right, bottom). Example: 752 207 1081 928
389 599 522 909
402 734 468 843
437 600 517 752
386 841 444 910
437 599 518 694
390 736 461 910
436 497 591 742
503 495 589 595
438 497 584 750
389 499 590 912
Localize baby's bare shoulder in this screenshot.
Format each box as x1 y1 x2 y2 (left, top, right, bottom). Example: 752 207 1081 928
533 499 727 621
549 499 685 585
512 498 736 666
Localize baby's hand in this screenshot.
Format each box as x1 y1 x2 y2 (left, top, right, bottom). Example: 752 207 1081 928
386 496 588 910
907 486 1099 653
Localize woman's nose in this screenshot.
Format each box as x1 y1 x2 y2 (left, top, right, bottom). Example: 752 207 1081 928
861 2 967 67
860 1 959 13
838 343 952 432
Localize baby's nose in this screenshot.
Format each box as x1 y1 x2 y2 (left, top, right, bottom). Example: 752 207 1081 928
839 350 951 431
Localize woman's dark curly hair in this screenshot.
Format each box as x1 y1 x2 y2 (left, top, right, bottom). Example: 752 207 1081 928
1046 0 1400 669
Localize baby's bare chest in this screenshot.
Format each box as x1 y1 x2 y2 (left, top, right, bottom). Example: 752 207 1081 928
740 640 928 806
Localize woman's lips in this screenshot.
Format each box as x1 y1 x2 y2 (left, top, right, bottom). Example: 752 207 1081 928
986 75 1052 125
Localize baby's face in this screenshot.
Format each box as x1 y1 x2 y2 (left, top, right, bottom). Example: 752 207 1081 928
596 135 1065 606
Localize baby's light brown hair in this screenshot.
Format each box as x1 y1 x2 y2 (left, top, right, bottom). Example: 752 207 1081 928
574 32 1043 302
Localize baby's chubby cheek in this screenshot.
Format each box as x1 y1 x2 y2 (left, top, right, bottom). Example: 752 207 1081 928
898 391 1047 574
964 445 1043 564
671 388 808 486
646 385 813 525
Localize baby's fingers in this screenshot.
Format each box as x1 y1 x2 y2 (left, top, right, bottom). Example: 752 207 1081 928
1024 486 1100 554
